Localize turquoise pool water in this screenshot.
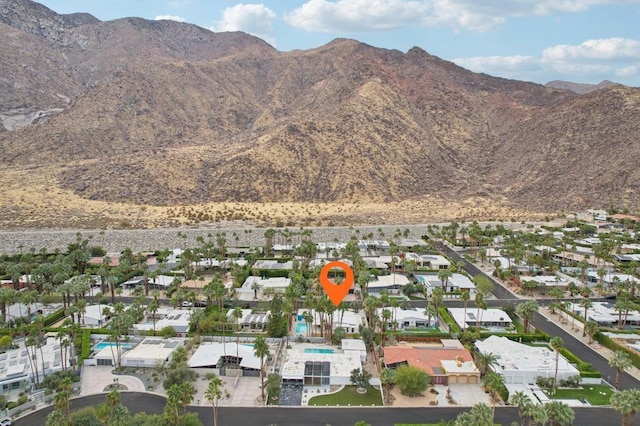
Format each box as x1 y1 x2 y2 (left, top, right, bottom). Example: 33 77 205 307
304 348 334 354
94 342 134 351
295 323 308 334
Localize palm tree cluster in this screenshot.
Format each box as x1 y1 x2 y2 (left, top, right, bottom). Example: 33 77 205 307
510 391 575 426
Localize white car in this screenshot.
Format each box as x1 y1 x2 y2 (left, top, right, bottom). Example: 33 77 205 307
0 417 11 426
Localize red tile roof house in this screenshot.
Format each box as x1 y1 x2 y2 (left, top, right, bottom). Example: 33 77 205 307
383 340 480 385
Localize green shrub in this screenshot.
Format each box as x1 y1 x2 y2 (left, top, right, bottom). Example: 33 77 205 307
440 308 461 334
160 326 177 338
596 332 640 369
43 309 65 327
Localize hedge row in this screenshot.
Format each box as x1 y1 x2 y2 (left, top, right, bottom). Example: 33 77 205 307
80 329 91 363
251 269 290 278
43 309 66 327
595 331 640 370
558 347 600 377
439 307 461 334
479 333 550 343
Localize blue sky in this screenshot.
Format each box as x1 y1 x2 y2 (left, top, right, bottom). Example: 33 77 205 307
38 0 640 86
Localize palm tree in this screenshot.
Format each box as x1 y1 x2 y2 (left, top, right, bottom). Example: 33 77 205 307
483 371 504 419
529 403 548 426
438 269 452 291
510 390 533 426
204 374 225 426
165 384 182 426
545 400 575 426
460 291 470 331
550 336 564 394
472 292 485 330
380 367 396 405
469 402 494 425
54 376 73 417
474 351 499 377
609 350 633 390
579 297 593 336
148 299 159 333
610 388 640 426
253 336 270 403
232 307 243 359
110 404 130 426
46 409 67 426
251 281 261 300
516 300 539 333
584 320 598 344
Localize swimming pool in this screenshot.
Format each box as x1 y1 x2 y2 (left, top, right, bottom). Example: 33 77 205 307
295 323 308 334
94 342 134 351
304 348 334 354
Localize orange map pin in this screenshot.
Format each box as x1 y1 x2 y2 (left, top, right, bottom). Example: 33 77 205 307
319 261 354 306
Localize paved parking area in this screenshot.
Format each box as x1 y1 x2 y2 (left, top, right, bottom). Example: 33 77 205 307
279 383 303 406
434 384 492 407
193 375 262 407
80 365 146 396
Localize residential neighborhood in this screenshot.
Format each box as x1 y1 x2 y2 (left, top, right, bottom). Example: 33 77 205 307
1 212 640 425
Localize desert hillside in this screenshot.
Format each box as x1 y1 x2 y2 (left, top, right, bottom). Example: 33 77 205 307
0 0 639 228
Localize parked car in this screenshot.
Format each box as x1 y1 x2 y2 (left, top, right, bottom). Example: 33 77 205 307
0 417 12 426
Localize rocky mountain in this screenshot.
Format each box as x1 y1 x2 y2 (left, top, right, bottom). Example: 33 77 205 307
1 0 639 217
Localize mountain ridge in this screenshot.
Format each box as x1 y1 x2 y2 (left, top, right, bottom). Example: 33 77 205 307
1 0 639 223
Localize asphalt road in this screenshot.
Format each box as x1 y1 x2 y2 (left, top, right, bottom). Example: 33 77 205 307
13 392 628 426
445 245 640 390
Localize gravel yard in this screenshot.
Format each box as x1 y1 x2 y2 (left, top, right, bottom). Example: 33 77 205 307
0 224 433 255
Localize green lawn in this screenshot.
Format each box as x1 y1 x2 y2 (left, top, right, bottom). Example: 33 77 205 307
544 385 614 405
308 386 383 406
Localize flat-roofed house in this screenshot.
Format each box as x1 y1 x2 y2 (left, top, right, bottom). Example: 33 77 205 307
475 335 579 385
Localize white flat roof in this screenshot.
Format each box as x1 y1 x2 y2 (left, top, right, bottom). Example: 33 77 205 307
475 336 579 376
448 308 512 328
441 360 479 374
529 275 569 287
449 274 475 289
377 307 429 322
123 338 183 363
341 339 366 352
136 309 192 332
253 260 294 270
569 301 640 323
241 276 292 290
189 342 262 370
282 349 361 380
84 304 111 322
369 274 410 288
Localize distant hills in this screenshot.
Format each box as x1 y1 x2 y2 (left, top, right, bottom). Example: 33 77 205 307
545 80 619 94
1 0 639 219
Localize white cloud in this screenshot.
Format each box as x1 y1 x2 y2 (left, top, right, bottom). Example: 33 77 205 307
212 4 276 46
453 56 540 73
285 0 635 33
155 15 186 22
541 38 640 80
454 38 640 84
542 38 640 61
616 65 638 77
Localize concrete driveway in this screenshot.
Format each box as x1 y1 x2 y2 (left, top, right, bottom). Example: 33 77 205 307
80 365 146 396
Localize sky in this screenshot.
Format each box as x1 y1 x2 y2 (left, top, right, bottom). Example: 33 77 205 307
37 0 640 86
